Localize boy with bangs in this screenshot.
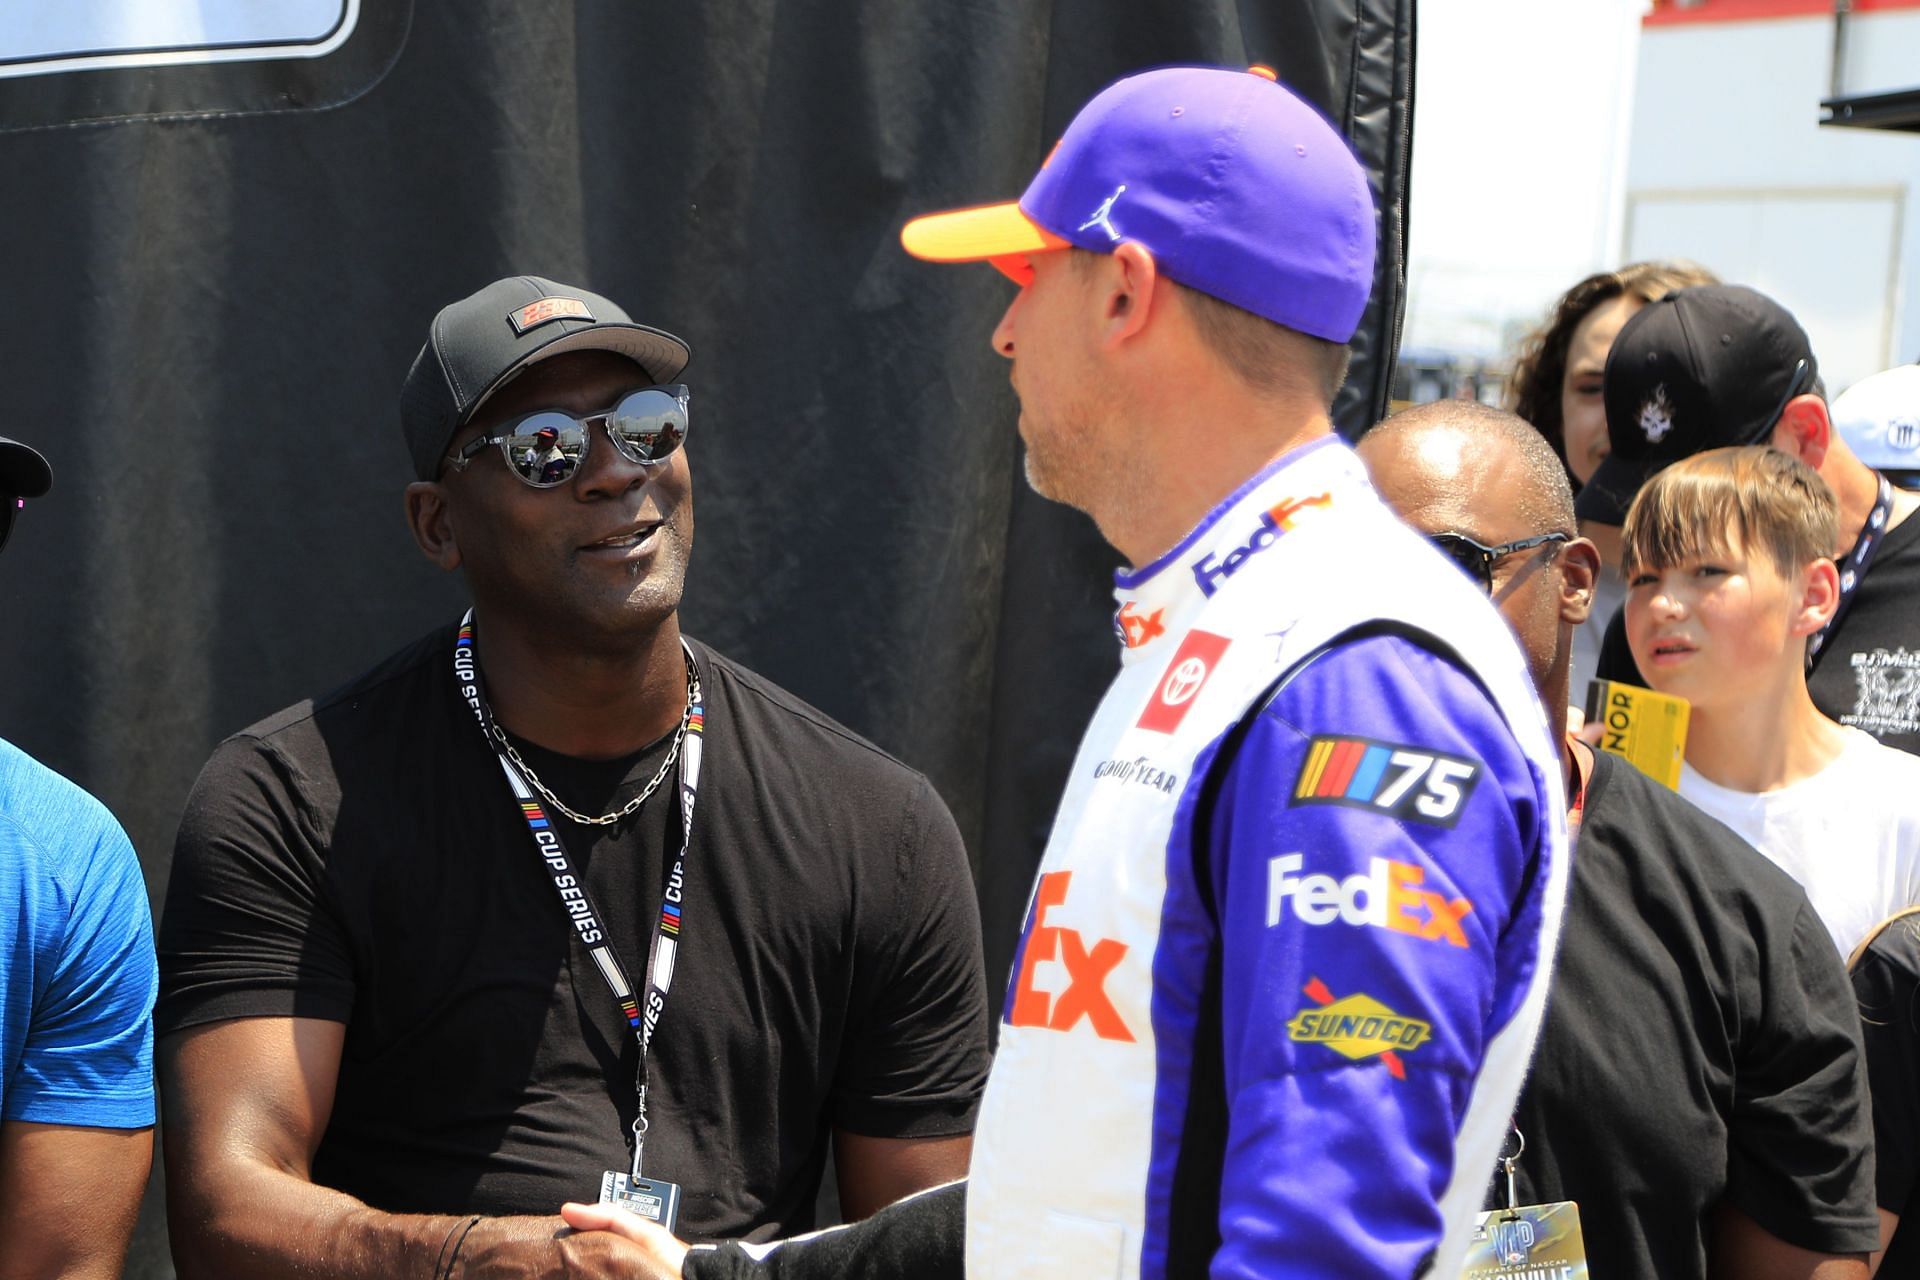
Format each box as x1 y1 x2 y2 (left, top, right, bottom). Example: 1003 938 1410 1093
1622 446 1920 956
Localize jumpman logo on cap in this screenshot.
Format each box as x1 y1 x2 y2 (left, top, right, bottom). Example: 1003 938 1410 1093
1079 185 1127 242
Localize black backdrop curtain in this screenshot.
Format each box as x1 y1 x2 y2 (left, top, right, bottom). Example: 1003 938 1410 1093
0 4 1411 1273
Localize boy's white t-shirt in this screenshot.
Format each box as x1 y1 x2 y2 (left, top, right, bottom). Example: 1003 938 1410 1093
1679 726 1920 956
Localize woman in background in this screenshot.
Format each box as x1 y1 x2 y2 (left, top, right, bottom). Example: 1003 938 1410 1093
1506 260 1718 693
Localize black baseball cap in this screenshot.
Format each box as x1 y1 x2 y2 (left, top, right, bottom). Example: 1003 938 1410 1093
1574 284 1817 526
0 437 51 499
399 275 691 481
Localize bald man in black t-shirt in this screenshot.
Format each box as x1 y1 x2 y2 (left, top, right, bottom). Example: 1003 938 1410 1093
1361 402 1878 1280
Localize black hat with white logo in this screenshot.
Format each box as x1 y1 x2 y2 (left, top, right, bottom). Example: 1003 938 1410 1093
399 275 691 481
1575 284 1817 526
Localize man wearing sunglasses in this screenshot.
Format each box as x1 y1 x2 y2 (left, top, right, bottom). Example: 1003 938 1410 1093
1358 400 1877 1280
0 436 160 1280
157 277 989 1278
1578 285 1920 757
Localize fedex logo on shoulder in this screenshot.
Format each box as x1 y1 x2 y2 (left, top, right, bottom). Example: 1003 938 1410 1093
1267 852 1473 948
1191 492 1332 596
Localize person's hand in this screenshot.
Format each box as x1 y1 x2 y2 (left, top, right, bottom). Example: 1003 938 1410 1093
559 1202 691 1279
441 1213 682 1279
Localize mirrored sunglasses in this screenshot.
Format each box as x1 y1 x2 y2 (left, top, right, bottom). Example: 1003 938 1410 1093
447 384 690 489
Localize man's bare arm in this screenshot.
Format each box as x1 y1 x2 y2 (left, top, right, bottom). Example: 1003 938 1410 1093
0 1120 151 1280
1870 1208 1898 1276
831 1131 970 1222
1711 1202 1869 1280
162 1016 652 1279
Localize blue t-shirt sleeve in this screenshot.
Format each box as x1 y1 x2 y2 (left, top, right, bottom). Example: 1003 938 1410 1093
1206 632 1548 1279
6 810 158 1129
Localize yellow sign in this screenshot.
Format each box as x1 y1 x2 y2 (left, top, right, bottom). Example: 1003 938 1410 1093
1584 679 1690 790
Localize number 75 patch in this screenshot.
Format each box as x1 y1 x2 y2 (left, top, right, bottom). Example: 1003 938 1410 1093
1292 736 1481 828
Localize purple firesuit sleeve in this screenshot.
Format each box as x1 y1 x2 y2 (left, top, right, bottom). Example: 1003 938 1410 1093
1201 632 1550 1279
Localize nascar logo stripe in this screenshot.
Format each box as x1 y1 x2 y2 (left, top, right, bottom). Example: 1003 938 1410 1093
660 902 682 935
1291 735 1482 828
1294 738 1333 798
519 800 550 829
1296 737 1385 800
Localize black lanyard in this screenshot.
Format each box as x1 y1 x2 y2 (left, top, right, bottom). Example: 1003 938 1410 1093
1809 475 1894 673
452 611 705 1175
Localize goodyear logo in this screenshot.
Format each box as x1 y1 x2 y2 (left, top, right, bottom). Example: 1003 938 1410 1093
1293 735 1480 828
1287 978 1430 1078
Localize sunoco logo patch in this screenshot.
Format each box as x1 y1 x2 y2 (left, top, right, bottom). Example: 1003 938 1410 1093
1287 977 1431 1079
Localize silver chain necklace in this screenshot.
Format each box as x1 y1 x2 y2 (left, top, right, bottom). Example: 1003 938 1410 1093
492 659 698 827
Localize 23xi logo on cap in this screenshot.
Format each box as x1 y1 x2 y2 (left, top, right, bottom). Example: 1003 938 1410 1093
1137 630 1230 733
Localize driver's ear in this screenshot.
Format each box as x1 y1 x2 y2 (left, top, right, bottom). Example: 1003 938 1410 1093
1103 241 1161 348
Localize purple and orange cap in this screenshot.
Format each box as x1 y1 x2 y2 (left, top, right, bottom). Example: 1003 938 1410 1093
900 64 1377 344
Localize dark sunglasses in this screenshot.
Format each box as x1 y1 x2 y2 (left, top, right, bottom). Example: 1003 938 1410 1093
446 384 690 489
1428 530 1570 593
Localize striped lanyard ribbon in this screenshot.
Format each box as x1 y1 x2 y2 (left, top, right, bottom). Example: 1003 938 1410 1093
452 611 706 1169
1809 475 1894 671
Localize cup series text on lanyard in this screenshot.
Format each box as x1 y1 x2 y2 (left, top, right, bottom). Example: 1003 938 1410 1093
450 610 705 1203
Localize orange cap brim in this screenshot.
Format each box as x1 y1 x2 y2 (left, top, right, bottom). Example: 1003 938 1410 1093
901 201 1069 283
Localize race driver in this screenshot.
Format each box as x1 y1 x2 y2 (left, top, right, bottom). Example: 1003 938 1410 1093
562 63 1570 1280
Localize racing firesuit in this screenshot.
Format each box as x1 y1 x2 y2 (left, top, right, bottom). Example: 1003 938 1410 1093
685 436 1568 1279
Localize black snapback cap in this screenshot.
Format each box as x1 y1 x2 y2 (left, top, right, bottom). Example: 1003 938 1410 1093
1575 284 1816 526
0 436 51 499
400 275 692 481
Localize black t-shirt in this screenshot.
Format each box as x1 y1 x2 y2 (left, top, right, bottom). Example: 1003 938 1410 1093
1485 750 1879 1275
1853 919 1920 1277
1598 492 1920 756
157 624 990 1242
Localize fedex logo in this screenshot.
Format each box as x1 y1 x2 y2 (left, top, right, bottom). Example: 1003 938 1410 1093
1116 602 1166 649
1006 871 1133 1042
1191 492 1332 596
1266 852 1473 948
